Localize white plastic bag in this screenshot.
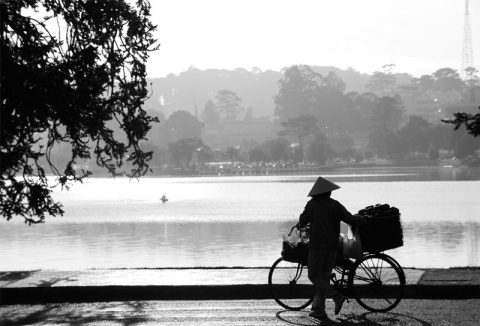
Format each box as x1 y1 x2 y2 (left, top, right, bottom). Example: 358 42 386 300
343 225 363 260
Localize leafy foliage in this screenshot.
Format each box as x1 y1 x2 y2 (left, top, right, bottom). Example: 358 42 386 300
432 68 464 92
274 65 354 137
201 100 219 127
306 132 330 165
165 111 203 142
215 89 243 121
167 137 204 169
224 146 240 165
368 96 405 152
274 65 322 122
196 145 215 166
1 0 159 224
370 96 405 131
263 138 290 162
442 107 480 138
280 114 319 164
344 91 378 131
366 64 397 95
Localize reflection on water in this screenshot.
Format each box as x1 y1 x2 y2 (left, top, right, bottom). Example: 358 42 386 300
1 220 478 270
278 166 480 182
0 167 479 270
392 221 479 268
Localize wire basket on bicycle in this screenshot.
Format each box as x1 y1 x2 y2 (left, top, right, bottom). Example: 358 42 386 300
281 225 310 265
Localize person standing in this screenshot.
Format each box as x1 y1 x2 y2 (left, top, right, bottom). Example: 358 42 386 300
297 176 366 319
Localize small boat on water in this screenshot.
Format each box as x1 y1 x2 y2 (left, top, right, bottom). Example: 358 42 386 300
160 194 168 203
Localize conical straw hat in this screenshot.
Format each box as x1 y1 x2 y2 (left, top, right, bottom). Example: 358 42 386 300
307 176 340 196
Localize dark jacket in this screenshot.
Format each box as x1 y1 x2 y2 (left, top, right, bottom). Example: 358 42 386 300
298 196 362 250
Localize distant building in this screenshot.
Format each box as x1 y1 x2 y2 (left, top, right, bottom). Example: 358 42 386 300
395 84 439 123
393 85 478 124
435 87 479 121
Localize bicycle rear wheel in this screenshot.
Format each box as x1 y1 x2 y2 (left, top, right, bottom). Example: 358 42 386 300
268 257 314 310
348 253 404 312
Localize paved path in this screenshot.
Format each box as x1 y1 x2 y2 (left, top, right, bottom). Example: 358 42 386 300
1 268 479 304
2 299 480 325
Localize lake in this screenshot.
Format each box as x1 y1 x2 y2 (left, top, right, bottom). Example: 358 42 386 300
1 166 479 271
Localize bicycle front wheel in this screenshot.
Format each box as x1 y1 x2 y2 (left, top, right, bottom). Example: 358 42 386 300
268 257 314 310
348 253 404 312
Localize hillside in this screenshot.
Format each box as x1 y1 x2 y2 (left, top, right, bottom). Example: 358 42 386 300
143 66 405 120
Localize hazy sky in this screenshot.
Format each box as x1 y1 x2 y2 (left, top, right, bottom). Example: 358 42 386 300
147 0 480 78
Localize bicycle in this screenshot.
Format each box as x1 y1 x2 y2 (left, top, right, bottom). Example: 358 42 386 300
268 225 406 312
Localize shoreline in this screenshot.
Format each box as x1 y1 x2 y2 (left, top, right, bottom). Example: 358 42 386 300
3 266 479 273
2 267 479 304
80 161 479 178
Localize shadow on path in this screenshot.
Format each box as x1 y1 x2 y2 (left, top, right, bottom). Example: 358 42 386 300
29 276 78 287
0 301 150 326
276 310 433 325
0 271 38 287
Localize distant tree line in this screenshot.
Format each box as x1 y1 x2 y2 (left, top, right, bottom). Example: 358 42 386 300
44 65 480 173
271 65 479 165
135 63 479 171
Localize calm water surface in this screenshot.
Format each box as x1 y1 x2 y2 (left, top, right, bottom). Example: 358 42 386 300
1 167 479 270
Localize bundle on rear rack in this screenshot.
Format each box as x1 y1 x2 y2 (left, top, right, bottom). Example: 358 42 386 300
356 204 403 253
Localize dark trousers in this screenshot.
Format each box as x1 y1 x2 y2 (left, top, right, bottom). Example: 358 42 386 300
308 248 340 313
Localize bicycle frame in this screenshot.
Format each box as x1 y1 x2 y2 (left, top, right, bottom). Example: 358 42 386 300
292 263 305 285
332 260 353 296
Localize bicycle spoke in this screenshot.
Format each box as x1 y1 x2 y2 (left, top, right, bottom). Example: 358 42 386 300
369 258 383 280
353 273 375 283
358 260 378 281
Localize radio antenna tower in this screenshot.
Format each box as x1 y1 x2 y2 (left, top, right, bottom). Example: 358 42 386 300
461 0 474 80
